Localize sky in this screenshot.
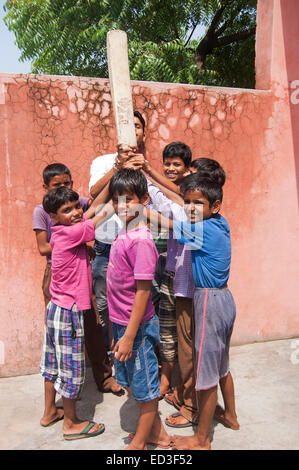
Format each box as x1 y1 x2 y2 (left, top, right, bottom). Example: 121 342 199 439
0 0 32 73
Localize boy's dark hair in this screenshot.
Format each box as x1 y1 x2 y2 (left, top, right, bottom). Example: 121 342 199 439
43 163 72 186
190 158 226 187
134 111 145 133
162 142 192 167
109 169 148 201
179 173 223 207
43 186 79 214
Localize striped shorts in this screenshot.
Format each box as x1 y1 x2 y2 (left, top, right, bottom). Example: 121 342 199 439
40 301 86 400
158 270 177 362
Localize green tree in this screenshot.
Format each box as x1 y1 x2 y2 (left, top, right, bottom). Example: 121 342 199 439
3 0 256 88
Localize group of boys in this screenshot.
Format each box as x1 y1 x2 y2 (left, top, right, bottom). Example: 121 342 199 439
33 111 239 450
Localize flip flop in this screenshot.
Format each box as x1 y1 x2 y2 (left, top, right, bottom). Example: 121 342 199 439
164 392 180 410
127 432 172 449
165 411 193 428
63 421 105 441
158 388 172 401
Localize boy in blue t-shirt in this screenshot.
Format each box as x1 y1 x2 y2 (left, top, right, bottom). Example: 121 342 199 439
148 173 239 450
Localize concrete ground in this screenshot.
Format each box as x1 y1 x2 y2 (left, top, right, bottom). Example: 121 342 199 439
1 338 299 451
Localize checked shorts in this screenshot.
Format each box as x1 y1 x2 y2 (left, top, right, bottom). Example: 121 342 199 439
40 301 86 400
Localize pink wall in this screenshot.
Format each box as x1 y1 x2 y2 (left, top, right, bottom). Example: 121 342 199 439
1 0 298 377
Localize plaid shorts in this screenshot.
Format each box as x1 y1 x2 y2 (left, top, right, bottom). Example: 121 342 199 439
40 301 86 400
158 270 177 362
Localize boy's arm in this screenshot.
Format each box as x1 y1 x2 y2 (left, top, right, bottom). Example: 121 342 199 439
90 201 115 228
90 146 144 198
143 161 181 195
146 209 202 248
84 183 114 227
90 166 117 199
145 173 184 206
145 208 174 231
84 183 110 219
113 280 152 361
34 230 52 257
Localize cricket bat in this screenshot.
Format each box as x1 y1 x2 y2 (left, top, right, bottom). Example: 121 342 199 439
107 30 137 147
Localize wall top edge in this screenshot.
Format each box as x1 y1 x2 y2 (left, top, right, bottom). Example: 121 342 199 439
0 72 272 96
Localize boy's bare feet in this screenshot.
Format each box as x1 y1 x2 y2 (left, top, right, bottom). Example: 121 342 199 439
158 361 174 398
158 380 172 399
40 407 64 427
147 423 172 448
214 405 240 430
103 377 124 395
171 434 211 450
125 441 147 450
126 407 171 450
127 426 172 449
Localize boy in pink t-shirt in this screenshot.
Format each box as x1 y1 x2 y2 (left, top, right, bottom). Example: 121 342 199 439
41 185 111 441
107 169 171 450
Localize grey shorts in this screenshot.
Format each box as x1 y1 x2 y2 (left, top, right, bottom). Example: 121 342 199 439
193 287 236 391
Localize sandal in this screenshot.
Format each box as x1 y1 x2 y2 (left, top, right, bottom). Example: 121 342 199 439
165 411 193 428
158 388 172 401
164 392 180 410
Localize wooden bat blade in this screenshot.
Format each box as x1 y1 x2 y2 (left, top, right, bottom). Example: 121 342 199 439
107 30 137 147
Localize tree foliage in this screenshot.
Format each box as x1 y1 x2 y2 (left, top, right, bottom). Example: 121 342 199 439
3 0 257 88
